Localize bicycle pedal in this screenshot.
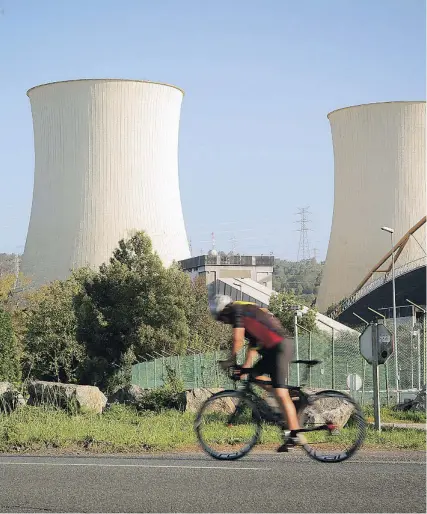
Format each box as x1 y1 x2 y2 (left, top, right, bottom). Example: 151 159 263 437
277 442 296 453
277 437 299 453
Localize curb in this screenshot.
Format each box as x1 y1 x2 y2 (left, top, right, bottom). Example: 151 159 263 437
368 422 426 431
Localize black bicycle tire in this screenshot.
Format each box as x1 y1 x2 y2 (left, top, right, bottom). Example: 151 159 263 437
298 390 367 463
194 390 263 460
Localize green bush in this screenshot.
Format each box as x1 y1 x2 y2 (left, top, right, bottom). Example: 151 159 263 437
136 364 185 412
0 308 21 383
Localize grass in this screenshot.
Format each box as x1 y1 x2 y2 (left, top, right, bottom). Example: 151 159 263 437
363 406 426 424
0 404 425 454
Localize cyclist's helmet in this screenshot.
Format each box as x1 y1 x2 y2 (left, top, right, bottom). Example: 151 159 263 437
209 294 233 320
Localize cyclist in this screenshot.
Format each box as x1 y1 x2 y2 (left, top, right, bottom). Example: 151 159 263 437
209 294 301 451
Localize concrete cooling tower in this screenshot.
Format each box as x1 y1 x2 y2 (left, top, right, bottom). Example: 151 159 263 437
22 79 190 287
317 101 426 313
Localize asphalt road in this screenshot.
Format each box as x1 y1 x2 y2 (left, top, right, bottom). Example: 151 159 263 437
0 451 425 513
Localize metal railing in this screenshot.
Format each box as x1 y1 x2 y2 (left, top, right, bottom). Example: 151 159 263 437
329 257 426 320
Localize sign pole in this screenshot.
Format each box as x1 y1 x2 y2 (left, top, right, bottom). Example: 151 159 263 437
372 321 381 432
294 312 300 386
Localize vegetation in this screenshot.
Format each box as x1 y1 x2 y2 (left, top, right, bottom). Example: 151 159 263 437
0 308 21 383
272 258 323 305
0 232 231 394
364 405 426 424
0 404 424 454
22 275 87 383
269 290 317 335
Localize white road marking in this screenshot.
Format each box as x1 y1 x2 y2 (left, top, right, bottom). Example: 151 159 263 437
0 461 270 471
348 460 426 465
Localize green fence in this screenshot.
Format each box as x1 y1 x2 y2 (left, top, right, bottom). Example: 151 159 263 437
131 350 241 390
131 315 426 406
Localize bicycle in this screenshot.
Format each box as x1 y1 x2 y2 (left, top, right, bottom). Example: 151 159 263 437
194 359 367 463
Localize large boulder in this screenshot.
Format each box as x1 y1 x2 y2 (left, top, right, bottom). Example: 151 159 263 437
27 381 107 414
302 394 354 427
0 382 26 413
394 384 426 412
108 385 147 409
179 388 235 414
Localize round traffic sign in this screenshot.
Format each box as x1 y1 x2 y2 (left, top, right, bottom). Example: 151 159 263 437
346 373 362 391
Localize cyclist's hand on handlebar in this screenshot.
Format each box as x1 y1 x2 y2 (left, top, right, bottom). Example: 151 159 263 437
231 366 242 380
218 357 236 370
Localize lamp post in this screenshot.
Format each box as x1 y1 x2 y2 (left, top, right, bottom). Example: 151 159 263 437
381 226 399 402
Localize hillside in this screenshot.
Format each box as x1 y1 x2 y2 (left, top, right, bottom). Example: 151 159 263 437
0 253 19 276
272 258 324 305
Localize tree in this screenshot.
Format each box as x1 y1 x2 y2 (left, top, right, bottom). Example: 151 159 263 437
0 308 21 383
272 258 324 304
185 276 232 351
269 291 317 335
75 232 195 392
22 275 87 383
0 274 15 304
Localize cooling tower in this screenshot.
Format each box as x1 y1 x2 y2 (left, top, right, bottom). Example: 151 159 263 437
317 101 426 313
22 79 190 287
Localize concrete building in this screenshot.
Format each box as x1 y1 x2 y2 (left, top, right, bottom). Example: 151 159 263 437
180 253 274 287
22 79 190 287
317 101 426 313
179 253 274 304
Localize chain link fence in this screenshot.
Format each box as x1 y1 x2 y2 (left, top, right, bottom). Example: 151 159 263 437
292 314 426 406
131 314 426 406
131 350 241 391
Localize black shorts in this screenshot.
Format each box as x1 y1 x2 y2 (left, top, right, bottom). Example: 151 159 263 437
250 339 293 388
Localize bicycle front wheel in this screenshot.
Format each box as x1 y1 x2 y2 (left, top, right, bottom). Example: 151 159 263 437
298 390 366 463
194 390 262 460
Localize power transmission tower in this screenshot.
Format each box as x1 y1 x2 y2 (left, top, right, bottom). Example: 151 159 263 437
295 207 312 262
230 234 237 254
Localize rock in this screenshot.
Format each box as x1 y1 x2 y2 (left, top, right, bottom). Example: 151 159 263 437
179 388 235 414
394 384 426 412
27 381 107 414
0 382 26 413
302 394 354 427
108 385 147 408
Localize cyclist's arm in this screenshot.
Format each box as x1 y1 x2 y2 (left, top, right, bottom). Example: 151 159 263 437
242 347 258 369
231 327 245 358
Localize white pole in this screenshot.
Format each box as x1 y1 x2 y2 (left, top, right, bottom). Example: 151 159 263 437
372 321 381 432
294 312 300 386
390 231 399 402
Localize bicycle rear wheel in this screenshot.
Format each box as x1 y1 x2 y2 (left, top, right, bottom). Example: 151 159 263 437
298 390 366 463
194 390 262 460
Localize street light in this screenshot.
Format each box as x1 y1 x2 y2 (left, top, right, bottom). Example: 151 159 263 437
381 226 399 402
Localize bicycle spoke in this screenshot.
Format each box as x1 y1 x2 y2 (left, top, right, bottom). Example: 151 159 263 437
298 391 366 463
195 392 262 460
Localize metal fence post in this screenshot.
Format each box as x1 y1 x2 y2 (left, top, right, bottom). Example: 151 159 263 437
361 358 366 407
294 313 300 386
308 331 312 387
385 361 389 407
145 363 148 389
331 327 335 389
154 359 157 388
424 312 426 385
177 355 182 386
193 353 197 389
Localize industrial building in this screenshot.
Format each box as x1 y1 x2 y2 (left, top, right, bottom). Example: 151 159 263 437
317 101 426 318
22 79 190 287
179 253 274 306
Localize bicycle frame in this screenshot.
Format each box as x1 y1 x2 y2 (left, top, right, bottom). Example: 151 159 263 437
230 372 339 435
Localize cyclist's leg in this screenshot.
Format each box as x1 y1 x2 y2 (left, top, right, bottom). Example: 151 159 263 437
271 340 299 430
268 341 304 450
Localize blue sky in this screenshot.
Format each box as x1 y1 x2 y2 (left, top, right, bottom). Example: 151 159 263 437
0 0 425 260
